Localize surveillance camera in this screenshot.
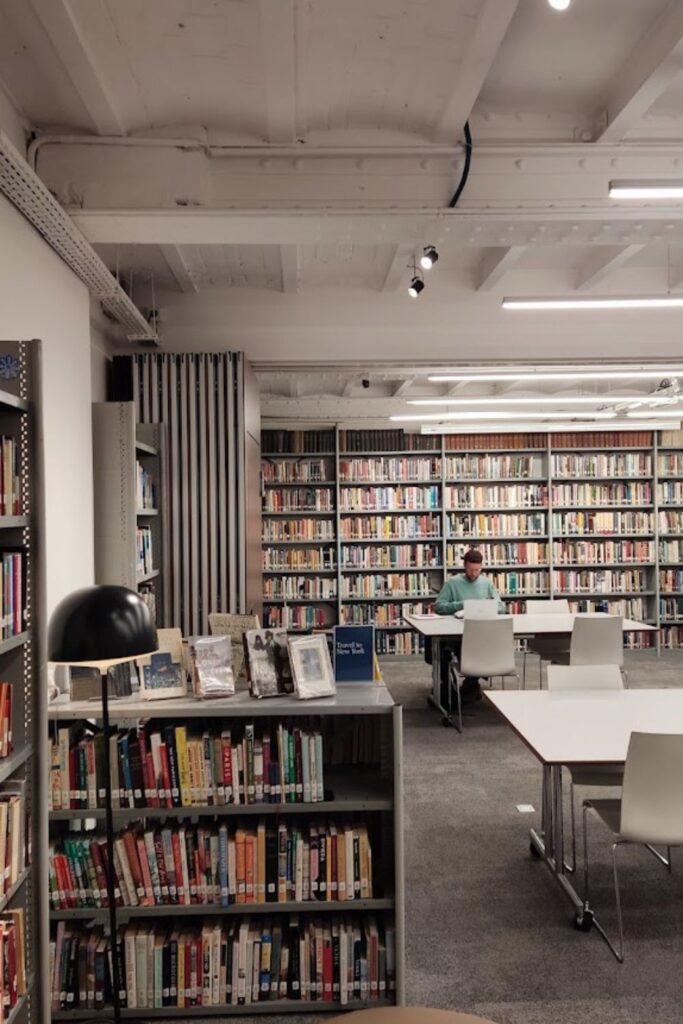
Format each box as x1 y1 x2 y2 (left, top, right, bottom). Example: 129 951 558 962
362 379 370 389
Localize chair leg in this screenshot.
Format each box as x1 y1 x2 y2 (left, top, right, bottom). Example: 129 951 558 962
563 777 576 874
582 800 591 904
644 843 672 871
611 842 625 962
522 649 527 688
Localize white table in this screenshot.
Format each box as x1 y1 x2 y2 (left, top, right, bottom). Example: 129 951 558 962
403 612 657 724
485 688 683 947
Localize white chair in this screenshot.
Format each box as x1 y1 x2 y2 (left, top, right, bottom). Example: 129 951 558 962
449 618 519 731
582 732 683 961
462 599 499 619
523 599 571 687
570 615 624 668
547 664 624 871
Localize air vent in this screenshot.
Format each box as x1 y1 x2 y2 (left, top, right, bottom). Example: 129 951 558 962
0 131 158 343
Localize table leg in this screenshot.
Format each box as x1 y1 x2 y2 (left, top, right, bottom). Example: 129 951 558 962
529 765 583 913
426 637 458 726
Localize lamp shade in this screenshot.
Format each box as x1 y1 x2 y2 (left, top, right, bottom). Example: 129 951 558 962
48 585 158 667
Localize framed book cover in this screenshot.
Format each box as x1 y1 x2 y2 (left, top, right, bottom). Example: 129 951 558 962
289 634 336 700
333 625 375 683
243 628 294 699
138 627 187 701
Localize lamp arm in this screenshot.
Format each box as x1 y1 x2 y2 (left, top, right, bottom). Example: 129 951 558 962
100 668 122 1021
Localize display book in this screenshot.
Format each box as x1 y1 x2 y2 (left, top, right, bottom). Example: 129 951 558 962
46 674 404 1017
261 427 674 655
0 342 41 1024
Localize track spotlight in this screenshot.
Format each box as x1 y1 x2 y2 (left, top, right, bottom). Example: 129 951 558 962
420 246 439 270
408 277 425 298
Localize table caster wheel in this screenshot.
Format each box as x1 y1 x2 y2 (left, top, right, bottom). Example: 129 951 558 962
529 842 541 859
442 716 452 727
574 908 594 932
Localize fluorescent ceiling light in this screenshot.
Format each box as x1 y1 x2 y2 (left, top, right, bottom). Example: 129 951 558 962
392 411 618 422
503 296 683 310
626 409 683 419
420 420 678 435
428 369 683 383
609 180 683 199
406 395 676 407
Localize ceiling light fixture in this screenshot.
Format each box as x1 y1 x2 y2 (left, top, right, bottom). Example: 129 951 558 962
406 395 676 407
420 246 439 270
548 0 571 9
503 296 683 310
609 180 683 199
626 409 683 419
428 369 683 383
408 277 424 298
420 419 678 435
391 411 619 423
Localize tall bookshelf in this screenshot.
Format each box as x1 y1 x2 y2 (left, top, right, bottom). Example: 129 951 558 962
0 341 43 1024
92 403 168 626
261 427 677 654
46 685 405 1017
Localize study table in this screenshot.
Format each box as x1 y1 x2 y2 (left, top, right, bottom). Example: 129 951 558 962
484 687 683 951
403 611 657 723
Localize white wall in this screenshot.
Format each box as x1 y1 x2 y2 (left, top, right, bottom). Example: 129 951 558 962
0 193 94 618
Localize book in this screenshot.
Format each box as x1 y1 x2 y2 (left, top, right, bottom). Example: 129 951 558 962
243 630 294 699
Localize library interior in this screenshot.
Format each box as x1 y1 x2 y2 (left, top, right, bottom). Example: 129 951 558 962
2 1 683 1023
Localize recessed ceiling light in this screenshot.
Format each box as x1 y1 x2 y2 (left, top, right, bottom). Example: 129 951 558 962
503 296 683 310
609 180 683 199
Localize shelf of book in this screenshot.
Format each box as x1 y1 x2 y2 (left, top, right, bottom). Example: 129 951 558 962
48 682 405 1016
51 999 396 1020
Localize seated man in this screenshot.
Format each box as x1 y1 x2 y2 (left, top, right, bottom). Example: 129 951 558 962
434 548 504 704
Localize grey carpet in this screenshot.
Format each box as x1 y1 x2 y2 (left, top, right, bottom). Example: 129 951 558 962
219 651 683 1024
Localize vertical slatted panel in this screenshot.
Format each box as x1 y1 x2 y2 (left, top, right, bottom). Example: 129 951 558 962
133 352 245 634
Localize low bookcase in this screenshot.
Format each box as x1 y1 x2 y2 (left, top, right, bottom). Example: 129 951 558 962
46 684 405 1018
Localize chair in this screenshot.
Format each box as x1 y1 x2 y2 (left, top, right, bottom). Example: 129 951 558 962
462 599 499 619
330 1008 499 1023
555 615 627 684
523 599 571 687
582 732 683 961
546 664 625 870
449 618 519 731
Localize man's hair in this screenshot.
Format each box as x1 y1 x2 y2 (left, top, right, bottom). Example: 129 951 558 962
463 549 483 565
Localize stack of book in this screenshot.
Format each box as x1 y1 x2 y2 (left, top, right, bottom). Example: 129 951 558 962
0 437 20 517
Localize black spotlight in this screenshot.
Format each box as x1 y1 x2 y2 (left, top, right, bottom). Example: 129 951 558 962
420 245 439 270
408 277 425 298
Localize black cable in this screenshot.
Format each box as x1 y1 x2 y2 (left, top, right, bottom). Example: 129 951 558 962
448 120 472 208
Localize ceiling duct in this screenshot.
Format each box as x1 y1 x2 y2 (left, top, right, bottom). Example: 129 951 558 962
0 131 157 344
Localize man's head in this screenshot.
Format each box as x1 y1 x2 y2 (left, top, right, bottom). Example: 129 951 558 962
463 548 483 581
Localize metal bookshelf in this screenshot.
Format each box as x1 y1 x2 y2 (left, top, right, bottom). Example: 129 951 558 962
47 684 405 1017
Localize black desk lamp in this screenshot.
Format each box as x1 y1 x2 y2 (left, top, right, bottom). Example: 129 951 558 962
48 585 158 1019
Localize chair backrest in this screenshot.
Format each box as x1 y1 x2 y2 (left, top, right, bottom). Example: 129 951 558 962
546 664 624 691
463 599 499 619
526 599 570 614
570 615 623 667
461 617 515 677
620 732 683 846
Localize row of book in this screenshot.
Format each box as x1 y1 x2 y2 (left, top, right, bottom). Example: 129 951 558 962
624 633 654 649
0 685 11 760
136 526 154 576
551 431 652 448
447 512 546 537
0 436 20 518
341 573 434 600
339 457 441 483
0 552 23 640
553 569 648 593
264 607 332 630
51 914 396 1011
0 911 25 1016
448 542 548 565
339 515 440 541
262 460 332 484
551 511 652 535
568 598 647 617
0 782 26 899
135 461 156 510
659 598 683 621
263 520 336 542
659 569 683 591
341 543 441 569
263 489 335 513
444 454 542 479
138 584 156 623
660 540 683 562
488 571 549 595
262 430 336 454
659 511 683 533
445 484 547 508
376 631 423 655
551 482 652 505
552 539 654 563
660 625 683 647
49 821 374 910
263 548 336 572
443 433 546 450
263 578 337 601
339 487 440 512
340 602 433 627
658 482 683 504
339 429 438 452
552 452 652 477
657 454 683 477
49 723 327 812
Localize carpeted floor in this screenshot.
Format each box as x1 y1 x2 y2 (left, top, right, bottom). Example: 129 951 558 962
232 650 683 1024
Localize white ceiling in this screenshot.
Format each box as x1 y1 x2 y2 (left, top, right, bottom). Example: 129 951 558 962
3 0 683 422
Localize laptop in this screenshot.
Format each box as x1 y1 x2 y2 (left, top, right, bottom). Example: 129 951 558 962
462 599 500 619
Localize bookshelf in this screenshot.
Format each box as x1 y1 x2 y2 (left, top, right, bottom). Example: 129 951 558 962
0 341 43 1024
93 403 168 626
46 685 405 1016
260 427 683 654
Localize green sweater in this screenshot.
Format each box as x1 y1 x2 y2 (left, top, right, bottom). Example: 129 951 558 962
435 573 505 615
